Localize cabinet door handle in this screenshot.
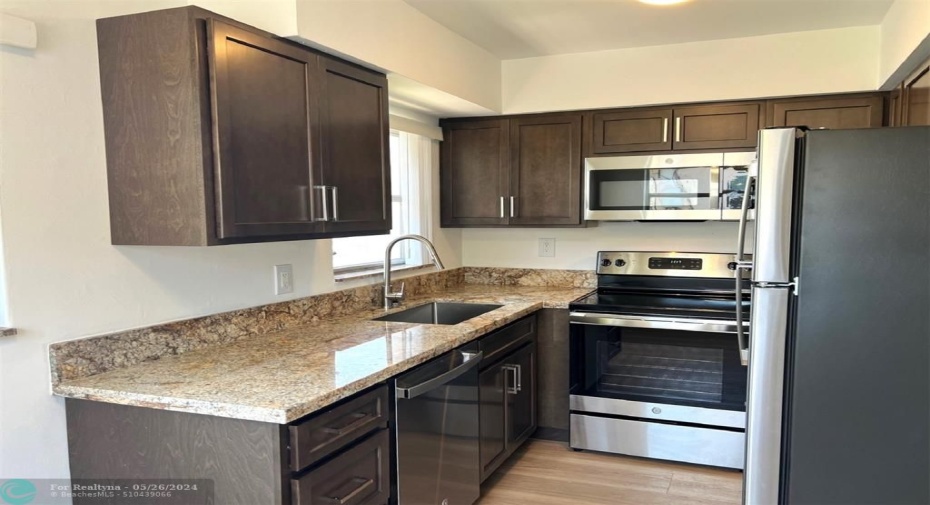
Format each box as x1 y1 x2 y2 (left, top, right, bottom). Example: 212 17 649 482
330 186 339 222
662 118 669 143
500 196 505 219
314 185 329 222
510 196 515 218
320 477 375 505
503 365 519 394
674 117 682 143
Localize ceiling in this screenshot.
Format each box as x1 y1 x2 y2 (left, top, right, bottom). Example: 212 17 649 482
403 0 895 59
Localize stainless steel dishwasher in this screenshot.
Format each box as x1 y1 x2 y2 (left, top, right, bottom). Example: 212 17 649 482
394 345 482 505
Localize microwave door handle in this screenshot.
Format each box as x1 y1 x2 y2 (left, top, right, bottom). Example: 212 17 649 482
735 176 756 366
709 167 720 213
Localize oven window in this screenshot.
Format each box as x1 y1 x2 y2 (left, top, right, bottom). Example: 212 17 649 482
589 167 715 211
571 325 747 411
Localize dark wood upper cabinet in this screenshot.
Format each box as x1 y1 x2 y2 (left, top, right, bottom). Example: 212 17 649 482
590 109 672 154
586 102 761 155
440 114 583 228
440 120 510 227
208 20 322 240
889 85 904 127
98 7 389 245
317 57 391 235
903 61 930 126
672 103 761 150
509 115 583 226
767 94 884 129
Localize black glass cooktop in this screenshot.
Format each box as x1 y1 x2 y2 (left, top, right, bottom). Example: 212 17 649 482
570 289 749 321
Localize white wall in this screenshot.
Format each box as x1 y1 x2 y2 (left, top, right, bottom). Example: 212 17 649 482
191 0 297 35
463 222 751 270
295 0 502 114
878 0 930 87
0 0 461 481
502 26 880 114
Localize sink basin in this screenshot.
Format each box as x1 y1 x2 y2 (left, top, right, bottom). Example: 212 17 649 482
374 302 502 325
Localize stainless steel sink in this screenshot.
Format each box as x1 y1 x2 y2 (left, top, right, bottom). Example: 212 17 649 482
374 302 502 325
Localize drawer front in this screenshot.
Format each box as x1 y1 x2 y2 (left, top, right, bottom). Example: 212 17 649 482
289 385 388 471
479 315 536 367
292 429 390 505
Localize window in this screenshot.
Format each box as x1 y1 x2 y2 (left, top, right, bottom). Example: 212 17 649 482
333 130 433 275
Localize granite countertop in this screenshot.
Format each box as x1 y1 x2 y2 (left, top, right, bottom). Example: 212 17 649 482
53 285 592 424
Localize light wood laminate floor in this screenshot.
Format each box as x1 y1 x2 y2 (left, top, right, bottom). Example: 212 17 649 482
477 440 743 505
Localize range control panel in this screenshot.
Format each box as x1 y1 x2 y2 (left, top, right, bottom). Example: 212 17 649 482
596 251 747 279
649 257 703 270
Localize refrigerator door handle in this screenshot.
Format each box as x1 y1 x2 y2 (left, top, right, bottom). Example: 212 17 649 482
735 176 756 366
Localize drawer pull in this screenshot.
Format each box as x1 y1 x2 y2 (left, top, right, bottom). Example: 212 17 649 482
321 477 375 505
322 413 373 437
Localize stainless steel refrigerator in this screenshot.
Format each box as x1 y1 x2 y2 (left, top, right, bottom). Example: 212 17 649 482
738 126 930 504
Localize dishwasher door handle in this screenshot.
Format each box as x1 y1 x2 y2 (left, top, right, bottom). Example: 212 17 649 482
396 351 483 399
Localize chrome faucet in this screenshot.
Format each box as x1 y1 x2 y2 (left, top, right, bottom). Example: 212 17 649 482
383 234 445 309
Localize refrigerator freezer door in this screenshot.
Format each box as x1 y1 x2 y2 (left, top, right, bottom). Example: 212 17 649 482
742 286 789 505
752 128 796 284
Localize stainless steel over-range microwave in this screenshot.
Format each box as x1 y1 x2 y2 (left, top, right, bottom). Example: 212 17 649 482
584 152 756 221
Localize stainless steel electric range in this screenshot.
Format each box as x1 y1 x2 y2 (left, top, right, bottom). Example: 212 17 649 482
569 251 749 469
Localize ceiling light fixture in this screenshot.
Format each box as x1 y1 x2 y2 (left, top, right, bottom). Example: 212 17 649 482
638 0 689 6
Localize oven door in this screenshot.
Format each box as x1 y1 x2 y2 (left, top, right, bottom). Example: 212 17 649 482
584 153 722 221
569 314 747 428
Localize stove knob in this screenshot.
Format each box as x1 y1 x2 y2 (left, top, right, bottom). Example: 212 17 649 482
600 258 612 267
727 262 738 271
614 259 627 267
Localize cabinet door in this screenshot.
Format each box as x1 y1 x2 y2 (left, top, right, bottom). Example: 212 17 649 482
889 86 904 127
441 120 510 227
768 95 884 129
590 109 673 154
672 104 761 150
318 57 391 235
509 115 583 226
208 20 323 240
505 342 537 447
904 63 930 126
478 363 507 480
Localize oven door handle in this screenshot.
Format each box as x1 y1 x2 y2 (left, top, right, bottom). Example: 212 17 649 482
569 312 746 334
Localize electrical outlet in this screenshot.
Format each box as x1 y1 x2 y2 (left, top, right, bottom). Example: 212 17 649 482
538 238 556 257
274 264 293 295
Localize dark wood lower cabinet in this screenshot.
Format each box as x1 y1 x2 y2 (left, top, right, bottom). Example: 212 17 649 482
479 363 508 476
66 398 290 505
535 309 570 432
291 430 390 505
477 316 539 482
66 385 391 505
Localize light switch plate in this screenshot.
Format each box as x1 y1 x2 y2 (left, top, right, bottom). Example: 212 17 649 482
274 264 293 295
538 238 556 257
